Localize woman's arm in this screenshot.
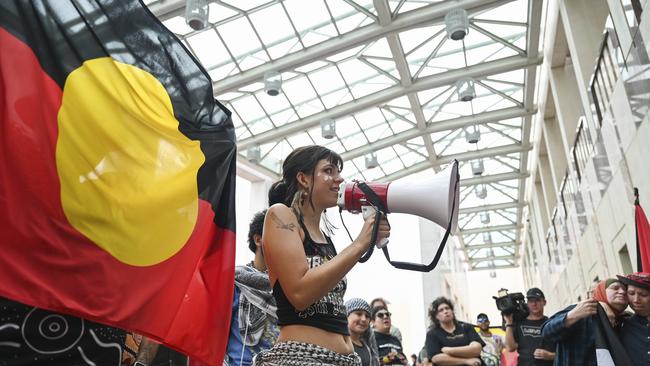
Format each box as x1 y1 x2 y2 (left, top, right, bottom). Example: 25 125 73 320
441 342 482 358
263 204 386 310
430 353 480 366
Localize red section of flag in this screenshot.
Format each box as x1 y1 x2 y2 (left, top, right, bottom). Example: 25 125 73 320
637 202 650 272
0 26 234 366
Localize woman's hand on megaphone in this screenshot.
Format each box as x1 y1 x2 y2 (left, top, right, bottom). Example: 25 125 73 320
352 213 390 251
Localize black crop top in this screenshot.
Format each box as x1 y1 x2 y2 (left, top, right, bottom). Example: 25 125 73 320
272 221 349 335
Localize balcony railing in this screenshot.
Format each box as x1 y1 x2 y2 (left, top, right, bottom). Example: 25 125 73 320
590 30 620 125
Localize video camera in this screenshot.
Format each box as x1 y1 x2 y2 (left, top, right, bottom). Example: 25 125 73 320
493 288 529 322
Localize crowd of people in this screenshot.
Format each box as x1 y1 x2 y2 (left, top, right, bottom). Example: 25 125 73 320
216 145 650 366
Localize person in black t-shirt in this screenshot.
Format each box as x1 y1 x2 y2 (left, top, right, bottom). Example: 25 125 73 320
424 297 484 366
503 288 555 366
372 306 407 365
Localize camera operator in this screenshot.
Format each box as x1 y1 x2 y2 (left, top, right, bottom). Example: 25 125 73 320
503 288 555 366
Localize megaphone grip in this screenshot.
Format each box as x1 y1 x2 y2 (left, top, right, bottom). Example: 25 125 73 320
358 210 383 263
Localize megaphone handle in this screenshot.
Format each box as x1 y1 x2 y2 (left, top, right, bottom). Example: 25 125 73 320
358 209 382 263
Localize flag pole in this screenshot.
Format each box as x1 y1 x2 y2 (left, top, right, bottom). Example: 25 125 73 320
636 187 642 272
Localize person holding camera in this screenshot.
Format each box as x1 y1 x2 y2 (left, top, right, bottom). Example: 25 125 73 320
503 288 555 366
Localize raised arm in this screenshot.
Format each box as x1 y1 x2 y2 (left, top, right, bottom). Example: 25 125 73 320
263 204 386 310
503 314 518 352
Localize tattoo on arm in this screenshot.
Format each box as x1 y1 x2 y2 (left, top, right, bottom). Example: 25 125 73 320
135 336 160 364
270 212 296 232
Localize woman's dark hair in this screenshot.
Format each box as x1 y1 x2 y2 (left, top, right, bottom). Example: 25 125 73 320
428 296 456 327
247 209 267 253
371 305 388 321
268 145 343 210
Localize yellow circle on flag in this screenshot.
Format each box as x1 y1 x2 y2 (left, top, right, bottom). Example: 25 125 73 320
56 57 204 266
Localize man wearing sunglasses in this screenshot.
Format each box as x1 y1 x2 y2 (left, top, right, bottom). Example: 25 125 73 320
372 306 408 365
477 313 504 366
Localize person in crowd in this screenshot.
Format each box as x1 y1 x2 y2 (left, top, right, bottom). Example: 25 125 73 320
410 354 419 366
225 210 278 366
253 145 390 366
424 297 484 366
476 313 504 366
372 306 408 365
541 278 629 365
503 288 555 366
346 298 380 366
371 297 403 342
618 272 650 366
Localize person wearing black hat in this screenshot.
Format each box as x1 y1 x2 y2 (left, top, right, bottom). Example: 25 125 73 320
503 288 555 366
618 272 650 366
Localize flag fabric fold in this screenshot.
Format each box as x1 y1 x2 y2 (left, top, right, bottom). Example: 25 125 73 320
0 1 236 365
594 305 633 366
635 188 650 272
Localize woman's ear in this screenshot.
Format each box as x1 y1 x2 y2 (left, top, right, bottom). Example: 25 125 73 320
296 171 310 191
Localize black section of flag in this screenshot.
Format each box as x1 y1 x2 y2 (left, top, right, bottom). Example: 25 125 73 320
0 297 125 366
0 0 236 231
594 305 633 366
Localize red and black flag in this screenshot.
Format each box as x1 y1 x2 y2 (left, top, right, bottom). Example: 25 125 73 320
635 188 650 272
0 1 236 365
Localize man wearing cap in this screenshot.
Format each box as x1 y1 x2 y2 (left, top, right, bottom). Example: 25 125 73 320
504 288 555 366
618 272 650 365
477 313 504 366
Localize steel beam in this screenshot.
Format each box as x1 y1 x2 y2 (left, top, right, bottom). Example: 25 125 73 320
460 201 525 214
378 143 530 182
465 241 519 250
469 255 517 263
208 0 512 93
237 55 542 149
341 106 536 161
461 172 529 186
470 263 516 270
460 224 520 235
516 0 544 250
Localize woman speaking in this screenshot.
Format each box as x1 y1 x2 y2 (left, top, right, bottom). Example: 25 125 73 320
254 145 390 366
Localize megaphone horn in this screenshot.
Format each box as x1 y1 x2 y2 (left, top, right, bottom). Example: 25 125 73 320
337 160 460 272
337 160 460 233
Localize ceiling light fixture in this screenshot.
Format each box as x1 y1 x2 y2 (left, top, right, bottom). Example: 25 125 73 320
185 0 209 31
444 8 469 41
264 71 282 96
365 152 378 169
320 118 336 139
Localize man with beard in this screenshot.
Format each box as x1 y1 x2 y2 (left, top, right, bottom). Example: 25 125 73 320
476 313 504 366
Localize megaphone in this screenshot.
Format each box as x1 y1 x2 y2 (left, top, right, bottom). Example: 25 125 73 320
337 160 460 271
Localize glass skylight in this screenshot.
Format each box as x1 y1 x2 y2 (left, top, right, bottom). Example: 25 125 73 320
147 0 540 269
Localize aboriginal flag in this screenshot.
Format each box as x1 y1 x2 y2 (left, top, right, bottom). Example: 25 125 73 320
0 1 236 365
